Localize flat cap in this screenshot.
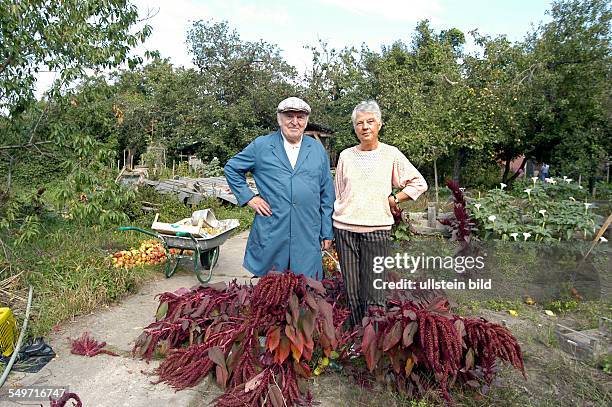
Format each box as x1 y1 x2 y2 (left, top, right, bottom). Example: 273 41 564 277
277 97 311 114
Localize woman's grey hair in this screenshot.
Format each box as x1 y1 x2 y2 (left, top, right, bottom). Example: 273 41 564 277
351 100 382 126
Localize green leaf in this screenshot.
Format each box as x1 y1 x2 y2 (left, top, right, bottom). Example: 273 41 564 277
155 301 168 321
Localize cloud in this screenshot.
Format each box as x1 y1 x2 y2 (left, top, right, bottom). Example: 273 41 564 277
230 3 291 27
315 0 443 23
131 1 294 67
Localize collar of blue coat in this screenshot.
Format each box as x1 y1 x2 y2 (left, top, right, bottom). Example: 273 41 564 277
270 129 313 173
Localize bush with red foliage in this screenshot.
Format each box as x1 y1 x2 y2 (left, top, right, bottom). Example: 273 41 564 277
134 272 350 406
69 332 118 357
136 271 524 406
439 180 478 256
359 297 525 404
48 392 82 407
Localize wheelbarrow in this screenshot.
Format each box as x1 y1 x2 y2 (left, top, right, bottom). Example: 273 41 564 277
117 218 239 283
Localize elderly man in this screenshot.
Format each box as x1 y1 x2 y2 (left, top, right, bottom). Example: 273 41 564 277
224 97 335 280
333 100 428 326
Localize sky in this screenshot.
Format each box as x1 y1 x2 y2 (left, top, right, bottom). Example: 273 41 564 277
36 0 554 94
130 0 554 71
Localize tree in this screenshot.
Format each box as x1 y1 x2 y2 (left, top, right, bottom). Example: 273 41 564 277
369 21 496 185
0 0 152 115
462 32 534 184
527 0 611 180
455 0 610 184
302 40 373 155
0 0 154 249
0 0 153 189
184 20 297 161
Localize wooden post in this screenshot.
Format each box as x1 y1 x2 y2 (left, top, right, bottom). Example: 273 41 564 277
123 150 127 169
433 158 439 209
578 174 582 187
172 161 175 178
117 160 120 171
427 203 437 228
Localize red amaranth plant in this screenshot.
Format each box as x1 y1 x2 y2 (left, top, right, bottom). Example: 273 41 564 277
391 203 404 225
439 180 478 256
48 392 82 407
132 280 250 361
69 332 118 357
135 271 350 406
462 317 526 383
357 298 525 404
136 269 525 405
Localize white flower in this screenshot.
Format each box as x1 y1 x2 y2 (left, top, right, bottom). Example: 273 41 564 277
524 188 532 195
600 236 608 243
564 178 572 183
563 175 567 180
488 215 497 222
579 185 584 189
474 203 482 210
531 177 538 184
569 196 576 201
584 203 593 210
500 183 507 190
510 232 519 241
538 209 547 216
523 232 532 241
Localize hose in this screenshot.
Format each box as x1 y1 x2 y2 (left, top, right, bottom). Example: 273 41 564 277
0 285 34 388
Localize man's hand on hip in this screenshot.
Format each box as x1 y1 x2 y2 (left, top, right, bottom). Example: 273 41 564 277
247 196 272 216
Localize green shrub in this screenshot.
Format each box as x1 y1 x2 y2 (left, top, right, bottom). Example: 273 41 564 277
469 180 598 241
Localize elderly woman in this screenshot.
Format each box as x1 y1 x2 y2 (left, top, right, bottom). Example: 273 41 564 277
333 100 428 326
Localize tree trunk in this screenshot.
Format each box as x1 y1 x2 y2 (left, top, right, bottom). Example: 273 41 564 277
453 148 465 184
507 156 528 185
502 157 511 183
6 155 13 192
433 158 439 209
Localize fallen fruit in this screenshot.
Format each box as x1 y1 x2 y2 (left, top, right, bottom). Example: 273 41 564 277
110 239 167 270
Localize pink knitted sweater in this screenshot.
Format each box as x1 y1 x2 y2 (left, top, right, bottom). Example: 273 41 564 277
333 143 428 232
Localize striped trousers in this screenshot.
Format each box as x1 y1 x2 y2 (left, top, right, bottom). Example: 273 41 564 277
333 228 390 327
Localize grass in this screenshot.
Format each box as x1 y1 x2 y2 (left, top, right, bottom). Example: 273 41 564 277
0 186 255 337
1 216 158 336
311 237 612 407
313 296 611 407
2 180 609 406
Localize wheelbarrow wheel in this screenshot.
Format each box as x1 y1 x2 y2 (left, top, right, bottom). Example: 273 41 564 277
165 250 181 278
196 247 219 283
200 247 220 270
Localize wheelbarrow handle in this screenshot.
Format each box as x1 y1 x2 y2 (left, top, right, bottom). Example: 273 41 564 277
117 226 159 238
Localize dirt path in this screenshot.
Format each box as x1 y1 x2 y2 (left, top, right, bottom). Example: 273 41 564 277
5 232 254 407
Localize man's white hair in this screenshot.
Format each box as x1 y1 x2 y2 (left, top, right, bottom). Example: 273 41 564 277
351 100 382 126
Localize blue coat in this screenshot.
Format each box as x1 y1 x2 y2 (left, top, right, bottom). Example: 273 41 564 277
224 130 335 279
